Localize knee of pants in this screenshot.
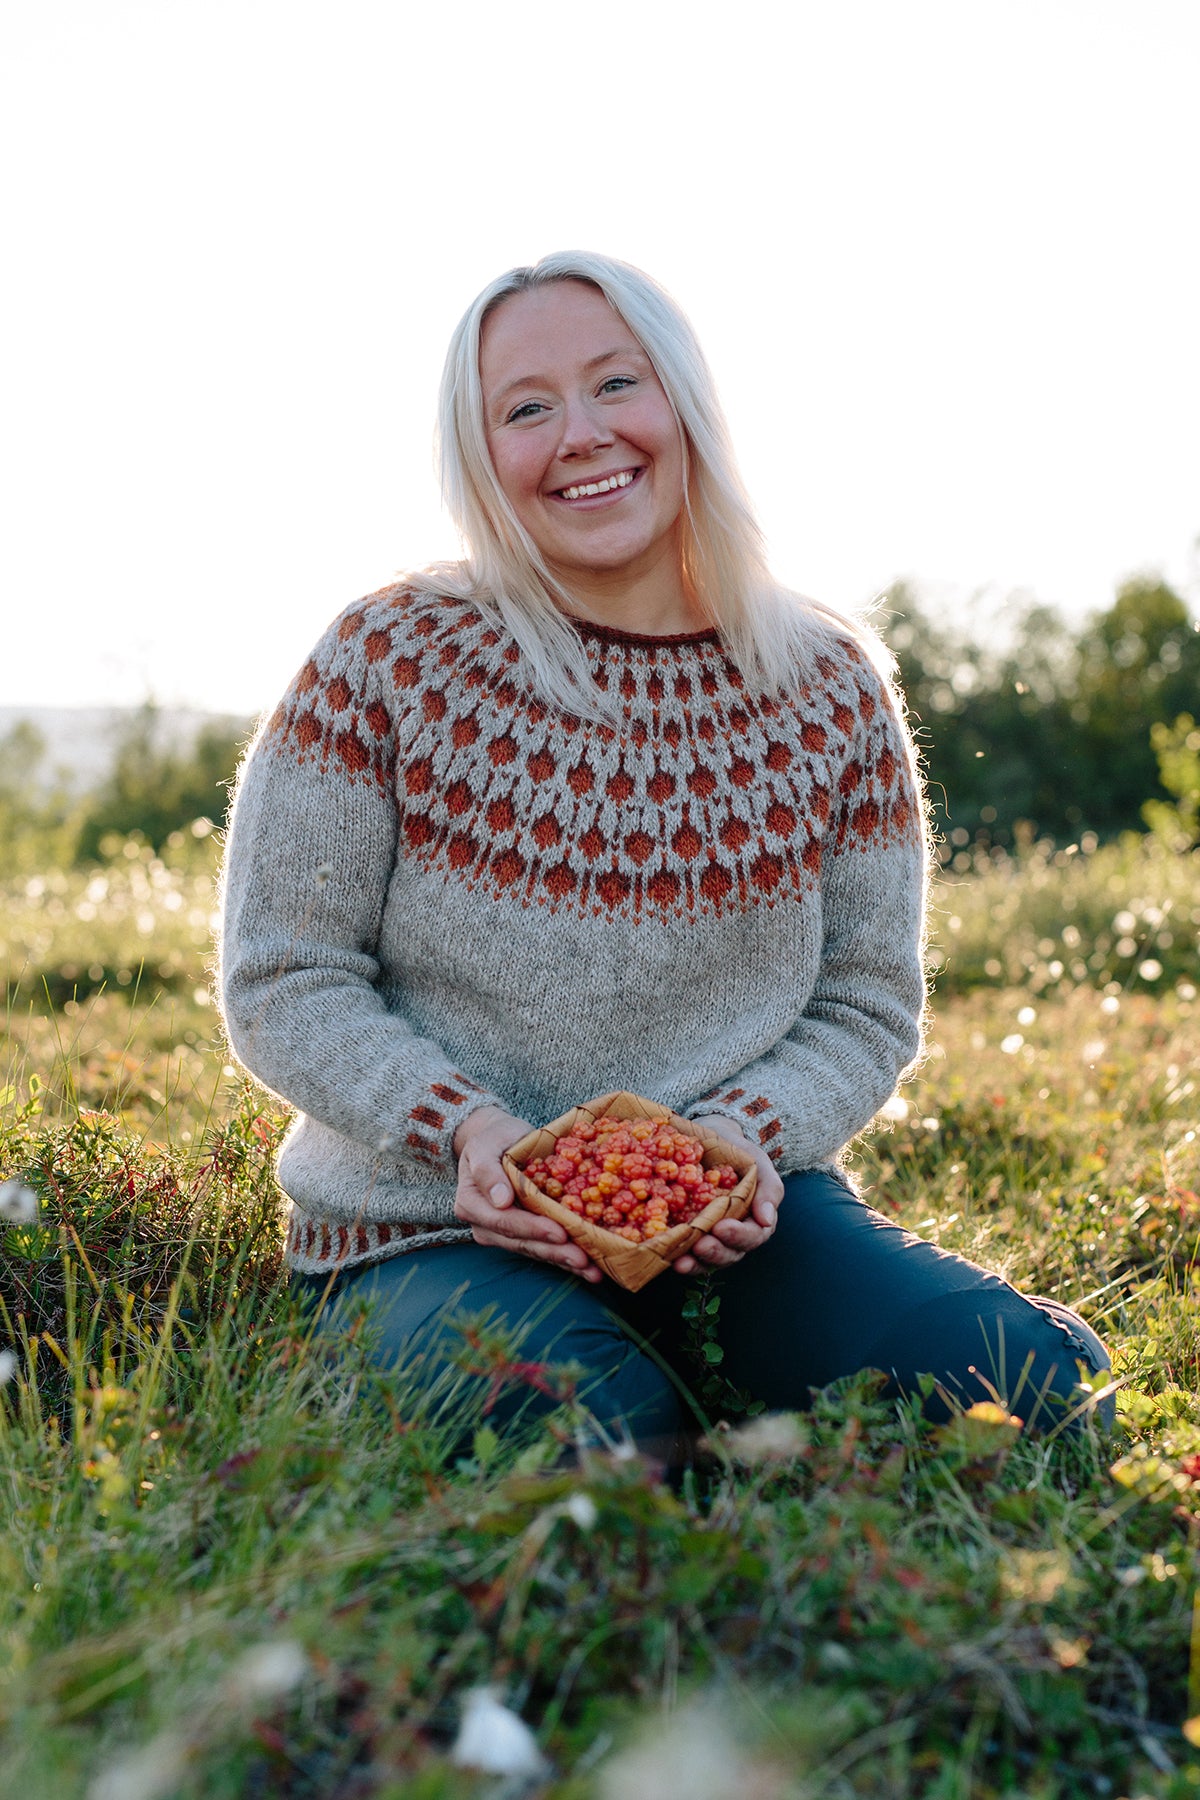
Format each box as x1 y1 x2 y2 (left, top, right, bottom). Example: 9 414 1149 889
862 1287 1114 1431
297 1268 683 1443
416 1307 684 1443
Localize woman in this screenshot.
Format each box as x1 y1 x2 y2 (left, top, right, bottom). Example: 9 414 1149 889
219 252 1110 1447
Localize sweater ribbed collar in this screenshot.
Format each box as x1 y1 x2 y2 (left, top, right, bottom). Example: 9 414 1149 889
565 613 721 650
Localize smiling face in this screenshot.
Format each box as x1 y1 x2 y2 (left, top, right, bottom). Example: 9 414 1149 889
479 280 689 614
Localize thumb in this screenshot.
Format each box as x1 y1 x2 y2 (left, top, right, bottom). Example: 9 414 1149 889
474 1153 514 1209
753 1191 777 1228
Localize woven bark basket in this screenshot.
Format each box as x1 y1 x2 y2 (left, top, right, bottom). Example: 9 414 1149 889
502 1091 758 1292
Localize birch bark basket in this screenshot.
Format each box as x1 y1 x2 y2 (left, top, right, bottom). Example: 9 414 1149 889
502 1090 758 1292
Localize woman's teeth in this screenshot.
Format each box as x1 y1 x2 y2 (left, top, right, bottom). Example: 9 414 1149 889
559 470 636 501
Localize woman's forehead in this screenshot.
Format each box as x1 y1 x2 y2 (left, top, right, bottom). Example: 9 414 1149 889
480 282 642 382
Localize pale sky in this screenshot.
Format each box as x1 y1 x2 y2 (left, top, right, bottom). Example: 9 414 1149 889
3 0 1198 716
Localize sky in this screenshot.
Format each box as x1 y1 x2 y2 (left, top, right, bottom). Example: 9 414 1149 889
3 0 1198 717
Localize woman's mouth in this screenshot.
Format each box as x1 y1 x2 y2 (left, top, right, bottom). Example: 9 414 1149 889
552 468 641 504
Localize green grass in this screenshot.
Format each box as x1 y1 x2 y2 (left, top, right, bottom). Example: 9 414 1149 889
930 829 1200 997
1 836 1198 1797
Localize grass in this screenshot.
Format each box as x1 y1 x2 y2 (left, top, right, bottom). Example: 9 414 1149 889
928 829 1200 998
1 834 1198 1797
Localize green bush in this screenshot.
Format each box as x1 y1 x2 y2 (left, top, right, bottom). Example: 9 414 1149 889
0 707 249 872
73 705 249 864
1143 713 1200 851
887 575 1200 844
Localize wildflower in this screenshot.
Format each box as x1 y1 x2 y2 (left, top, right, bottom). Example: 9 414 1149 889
230 1641 308 1703
877 1093 909 1123
0 1180 39 1224
452 1688 549 1778
0 1350 18 1385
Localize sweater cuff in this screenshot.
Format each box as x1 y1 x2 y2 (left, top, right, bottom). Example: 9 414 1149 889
393 1072 506 1174
685 1088 785 1165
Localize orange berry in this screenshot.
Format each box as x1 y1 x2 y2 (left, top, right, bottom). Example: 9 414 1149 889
519 1111 743 1240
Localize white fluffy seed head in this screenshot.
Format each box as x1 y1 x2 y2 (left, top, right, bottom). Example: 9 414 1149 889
88 1733 187 1800
452 1688 548 1778
598 1702 746 1800
231 1641 309 1703
564 1492 598 1530
721 1412 808 1465
0 1180 39 1224
0 1349 18 1385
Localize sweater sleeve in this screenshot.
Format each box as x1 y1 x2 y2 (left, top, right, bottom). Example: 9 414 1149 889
217 603 507 1180
684 659 928 1170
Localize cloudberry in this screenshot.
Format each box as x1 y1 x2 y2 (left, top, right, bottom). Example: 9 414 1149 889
520 1113 741 1243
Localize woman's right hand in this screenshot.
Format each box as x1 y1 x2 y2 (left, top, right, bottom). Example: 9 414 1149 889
452 1106 604 1283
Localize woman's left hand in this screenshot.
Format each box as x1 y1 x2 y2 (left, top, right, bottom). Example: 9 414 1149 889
671 1118 786 1274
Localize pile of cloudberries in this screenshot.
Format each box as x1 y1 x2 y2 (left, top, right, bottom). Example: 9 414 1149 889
521 1114 741 1244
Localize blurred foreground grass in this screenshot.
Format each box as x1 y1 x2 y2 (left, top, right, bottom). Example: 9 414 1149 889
1 834 1198 1797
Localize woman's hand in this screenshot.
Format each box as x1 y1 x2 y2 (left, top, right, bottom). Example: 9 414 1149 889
671 1118 785 1275
453 1106 604 1283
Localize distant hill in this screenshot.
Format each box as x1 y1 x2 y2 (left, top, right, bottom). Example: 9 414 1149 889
0 706 253 794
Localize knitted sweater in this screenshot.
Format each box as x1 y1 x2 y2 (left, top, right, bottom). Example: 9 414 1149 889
218 582 927 1276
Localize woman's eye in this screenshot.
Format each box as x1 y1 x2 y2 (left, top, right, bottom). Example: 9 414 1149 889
599 376 636 396
506 400 547 423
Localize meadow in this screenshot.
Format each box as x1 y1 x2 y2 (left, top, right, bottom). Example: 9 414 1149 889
1 829 1198 1799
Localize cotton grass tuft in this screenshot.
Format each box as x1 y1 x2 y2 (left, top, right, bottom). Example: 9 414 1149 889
0 1180 39 1223
452 1687 549 1779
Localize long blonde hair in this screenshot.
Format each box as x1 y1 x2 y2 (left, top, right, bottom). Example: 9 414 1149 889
409 251 891 715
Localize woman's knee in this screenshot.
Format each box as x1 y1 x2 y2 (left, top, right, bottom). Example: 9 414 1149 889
862 1286 1113 1430
294 1251 683 1441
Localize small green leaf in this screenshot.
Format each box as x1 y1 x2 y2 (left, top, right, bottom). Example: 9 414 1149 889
703 1342 725 1365
473 1426 500 1467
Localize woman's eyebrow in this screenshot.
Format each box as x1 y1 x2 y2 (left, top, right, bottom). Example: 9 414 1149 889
582 346 649 373
490 347 650 407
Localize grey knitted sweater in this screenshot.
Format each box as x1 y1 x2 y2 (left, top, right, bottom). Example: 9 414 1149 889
218 583 927 1275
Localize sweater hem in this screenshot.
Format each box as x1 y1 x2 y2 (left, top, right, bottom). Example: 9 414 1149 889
284 1215 473 1276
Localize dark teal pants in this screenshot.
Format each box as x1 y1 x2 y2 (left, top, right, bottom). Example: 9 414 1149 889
295 1169 1112 1437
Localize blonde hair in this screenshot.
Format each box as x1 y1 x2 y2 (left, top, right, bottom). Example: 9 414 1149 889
409 251 891 715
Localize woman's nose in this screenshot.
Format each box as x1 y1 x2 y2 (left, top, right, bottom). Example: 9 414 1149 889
557 397 613 458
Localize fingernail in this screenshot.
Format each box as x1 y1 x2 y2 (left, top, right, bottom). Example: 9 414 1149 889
489 1184 510 1206
760 1202 776 1226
